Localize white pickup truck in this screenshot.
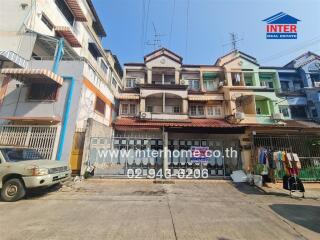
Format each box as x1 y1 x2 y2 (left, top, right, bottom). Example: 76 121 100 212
0 147 71 202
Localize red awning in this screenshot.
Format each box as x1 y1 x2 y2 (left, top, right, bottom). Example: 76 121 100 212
1 68 63 86
0 116 61 124
65 0 87 22
113 118 242 128
55 26 82 47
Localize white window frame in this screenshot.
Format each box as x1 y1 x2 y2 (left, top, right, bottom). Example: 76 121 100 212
126 78 136 88
207 106 222 117
279 105 290 118
188 79 200 90
190 105 205 116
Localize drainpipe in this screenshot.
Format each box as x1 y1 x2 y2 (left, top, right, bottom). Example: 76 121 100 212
51 37 73 161
56 76 75 161
52 38 64 73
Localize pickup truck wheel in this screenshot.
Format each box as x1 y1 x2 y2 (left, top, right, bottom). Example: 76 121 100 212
1 178 26 202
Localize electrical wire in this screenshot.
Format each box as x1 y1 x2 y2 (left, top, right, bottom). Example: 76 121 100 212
185 0 190 62
169 0 176 48
144 0 151 51
261 35 320 63
141 0 146 55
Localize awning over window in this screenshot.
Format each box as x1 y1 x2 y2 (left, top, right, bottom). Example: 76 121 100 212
287 97 307 106
65 0 87 22
203 72 219 80
0 116 61 124
55 26 82 47
113 118 242 128
188 95 224 101
116 94 140 100
0 51 28 68
1 68 63 86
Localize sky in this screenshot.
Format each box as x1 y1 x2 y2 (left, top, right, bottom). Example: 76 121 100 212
92 0 320 66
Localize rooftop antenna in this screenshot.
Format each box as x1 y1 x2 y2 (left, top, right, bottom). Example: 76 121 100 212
222 33 243 51
146 22 166 50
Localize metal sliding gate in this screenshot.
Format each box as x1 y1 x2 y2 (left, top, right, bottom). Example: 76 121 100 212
88 133 241 178
253 135 320 181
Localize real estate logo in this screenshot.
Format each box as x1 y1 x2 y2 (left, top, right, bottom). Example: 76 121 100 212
263 12 300 39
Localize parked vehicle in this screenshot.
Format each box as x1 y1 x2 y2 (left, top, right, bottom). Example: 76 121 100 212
0 147 71 202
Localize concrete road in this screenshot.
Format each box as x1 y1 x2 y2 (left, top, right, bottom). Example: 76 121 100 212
0 180 319 240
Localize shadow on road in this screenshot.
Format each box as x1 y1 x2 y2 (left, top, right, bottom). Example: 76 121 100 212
233 183 291 197
25 184 62 200
270 204 320 233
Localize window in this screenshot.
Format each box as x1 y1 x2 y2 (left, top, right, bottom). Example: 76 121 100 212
88 43 102 60
204 79 218 91
232 72 242 86
198 106 204 115
129 104 136 115
190 106 197 115
290 106 307 119
279 106 290 117
311 108 318 118
95 97 106 115
121 103 136 115
100 60 109 75
126 78 135 88
256 107 262 115
188 79 200 90
121 104 128 114
190 105 204 116
207 106 221 116
28 84 58 101
112 78 117 88
280 81 290 92
310 73 320 86
146 106 153 112
55 0 74 26
41 13 53 31
244 73 253 86
293 82 302 91
260 74 274 89
173 106 180 113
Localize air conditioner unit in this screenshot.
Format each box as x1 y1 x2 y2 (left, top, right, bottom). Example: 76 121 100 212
234 112 245 120
136 78 144 84
181 79 189 85
140 112 152 119
314 81 320 87
272 113 284 121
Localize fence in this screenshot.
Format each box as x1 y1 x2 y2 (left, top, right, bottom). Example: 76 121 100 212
253 135 320 181
0 125 60 160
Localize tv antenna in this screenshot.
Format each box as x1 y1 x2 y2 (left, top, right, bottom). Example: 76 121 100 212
222 33 243 51
146 22 166 50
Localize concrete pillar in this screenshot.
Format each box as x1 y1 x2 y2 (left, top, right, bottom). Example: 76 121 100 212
253 72 260 86
162 130 169 178
162 93 166 113
147 69 152 84
226 72 232 86
182 99 188 114
140 98 146 112
200 72 205 91
175 70 180 84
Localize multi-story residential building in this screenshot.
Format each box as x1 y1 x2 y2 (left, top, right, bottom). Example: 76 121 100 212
113 48 246 177
97 48 319 179
0 0 122 173
280 52 320 121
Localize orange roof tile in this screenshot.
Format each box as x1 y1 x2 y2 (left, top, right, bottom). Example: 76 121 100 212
113 118 242 128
